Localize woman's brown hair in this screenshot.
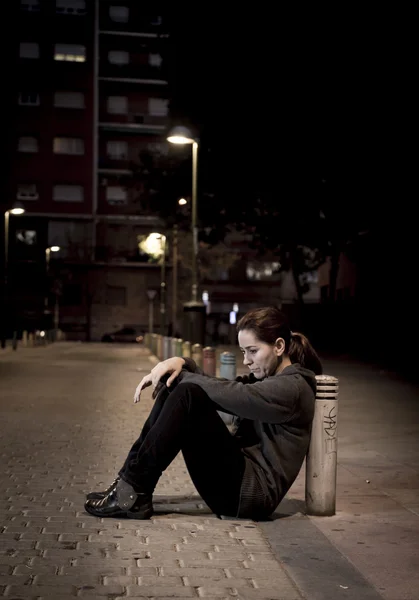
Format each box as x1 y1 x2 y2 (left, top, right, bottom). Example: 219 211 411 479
237 306 322 375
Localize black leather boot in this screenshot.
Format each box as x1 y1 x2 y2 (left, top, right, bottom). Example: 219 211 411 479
86 476 120 500
84 478 153 519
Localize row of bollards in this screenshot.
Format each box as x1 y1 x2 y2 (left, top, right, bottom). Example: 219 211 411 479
144 333 237 379
143 332 339 517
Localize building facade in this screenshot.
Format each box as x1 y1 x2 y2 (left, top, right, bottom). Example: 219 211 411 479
4 0 171 341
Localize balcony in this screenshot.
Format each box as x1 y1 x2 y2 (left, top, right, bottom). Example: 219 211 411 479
99 64 168 86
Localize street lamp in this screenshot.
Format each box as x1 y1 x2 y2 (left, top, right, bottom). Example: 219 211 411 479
2 202 26 349
45 246 60 334
138 232 167 335
167 126 199 303
167 126 206 345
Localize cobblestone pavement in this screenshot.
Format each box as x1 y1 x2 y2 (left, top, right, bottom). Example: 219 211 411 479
0 343 304 599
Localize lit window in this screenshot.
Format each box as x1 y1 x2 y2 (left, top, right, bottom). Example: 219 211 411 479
21 0 40 11
106 186 127 205
109 6 129 23
18 136 39 153
53 137 84 155
56 0 86 15
107 141 128 160
53 185 84 202
107 96 128 114
108 50 129 65
149 53 162 68
19 42 40 59
54 44 86 62
148 97 168 116
18 92 40 106
54 91 85 108
17 184 39 201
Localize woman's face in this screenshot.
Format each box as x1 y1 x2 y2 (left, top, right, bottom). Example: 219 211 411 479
238 329 282 379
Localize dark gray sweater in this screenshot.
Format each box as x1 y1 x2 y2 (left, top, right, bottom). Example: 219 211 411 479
179 359 317 518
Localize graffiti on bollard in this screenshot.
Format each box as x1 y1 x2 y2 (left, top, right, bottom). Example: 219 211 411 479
203 346 216 376
305 375 339 516
192 343 203 368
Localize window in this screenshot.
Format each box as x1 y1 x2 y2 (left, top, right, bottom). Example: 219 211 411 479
56 0 86 15
17 184 38 201
53 137 84 155
21 0 40 11
106 186 127 205
109 6 129 23
18 92 40 106
149 53 162 68
54 91 85 108
19 42 40 59
107 96 128 114
150 15 162 26
18 136 39 153
108 50 129 65
148 97 168 116
107 141 128 160
54 44 86 62
53 185 84 202
106 285 126 306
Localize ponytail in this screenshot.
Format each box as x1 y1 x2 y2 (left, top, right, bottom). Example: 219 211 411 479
289 332 322 375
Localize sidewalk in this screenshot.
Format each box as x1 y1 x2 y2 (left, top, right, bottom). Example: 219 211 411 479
0 342 418 599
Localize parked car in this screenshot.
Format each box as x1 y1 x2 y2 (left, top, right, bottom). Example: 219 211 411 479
101 327 143 343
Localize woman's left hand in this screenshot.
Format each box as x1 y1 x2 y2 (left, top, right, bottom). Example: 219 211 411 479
133 357 185 404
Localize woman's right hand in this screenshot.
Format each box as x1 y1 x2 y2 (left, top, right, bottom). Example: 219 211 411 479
134 357 185 403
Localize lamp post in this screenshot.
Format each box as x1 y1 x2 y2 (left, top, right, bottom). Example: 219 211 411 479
2 203 26 349
45 246 60 335
158 234 167 336
167 126 206 344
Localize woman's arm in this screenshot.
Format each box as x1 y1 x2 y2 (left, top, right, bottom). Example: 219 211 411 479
179 371 301 423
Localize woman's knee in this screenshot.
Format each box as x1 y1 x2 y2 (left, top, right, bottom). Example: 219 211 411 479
168 382 212 406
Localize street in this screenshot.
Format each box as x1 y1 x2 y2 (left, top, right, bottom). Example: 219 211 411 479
0 342 418 599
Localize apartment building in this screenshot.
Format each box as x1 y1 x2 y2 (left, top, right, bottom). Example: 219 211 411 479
4 1 171 340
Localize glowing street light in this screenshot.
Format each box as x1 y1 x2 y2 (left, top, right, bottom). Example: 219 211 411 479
167 125 206 345
167 126 199 303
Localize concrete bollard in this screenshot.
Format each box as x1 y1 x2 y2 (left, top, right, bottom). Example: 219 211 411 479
156 334 163 360
162 336 171 360
203 346 216 376
22 331 28 347
305 375 339 516
192 343 203 368
175 338 183 356
182 340 191 357
170 337 177 358
218 351 237 425
144 332 151 348
220 351 236 380
151 333 157 355
28 333 34 347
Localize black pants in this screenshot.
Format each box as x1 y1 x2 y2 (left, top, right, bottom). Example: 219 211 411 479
119 382 245 517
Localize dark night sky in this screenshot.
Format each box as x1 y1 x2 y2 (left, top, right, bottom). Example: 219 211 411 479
167 13 413 224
